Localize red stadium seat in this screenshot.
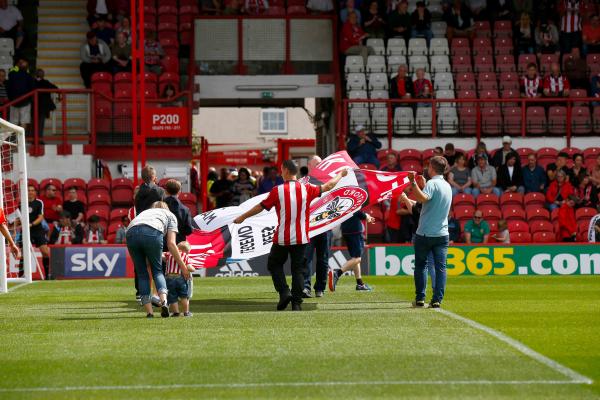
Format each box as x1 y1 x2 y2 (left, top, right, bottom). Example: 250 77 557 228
516 147 535 165
503 107 522 135
108 221 123 236
27 178 39 191
459 107 477 134
63 178 86 192
532 231 555 243
517 54 537 74
179 22 194 46
399 161 423 174
539 54 559 74
110 208 129 223
500 192 523 207
477 72 497 90
494 20 512 36
487 220 498 233
473 38 492 56
456 80 476 91
530 220 554 234
88 192 111 207
180 192 198 215
159 72 180 94
111 178 134 206
474 55 494 73
499 72 519 89
161 55 179 74
526 107 547 134
421 148 436 161
86 206 110 223
397 148 421 162
583 147 600 163
179 4 200 14
494 38 513 54
158 4 178 14
479 205 501 222
113 102 132 133
526 206 550 222
481 107 502 135
454 205 475 221
576 207 596 224
510 231 531 243
377 149 400 162
39 178 62 192
551 208 560 222
91 72 112 96
507 220 528 232
571 107 592 134
114 81 132 98
548 106 567 135
476 193 499 207
94 99 112 133
358 163 377 170
87 178 110 192
452 193 475 208
502 206 526 221
569 89 588 106
158 13 178 25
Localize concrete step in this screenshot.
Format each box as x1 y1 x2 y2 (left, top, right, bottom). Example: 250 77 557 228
37 49 80 60
37 23 89 33
37 58 81 67
38 7 86 16
39 0 87 6
38 15 85 24
35 32 85 41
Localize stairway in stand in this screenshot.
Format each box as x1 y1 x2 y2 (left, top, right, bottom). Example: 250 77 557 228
36 0 89 138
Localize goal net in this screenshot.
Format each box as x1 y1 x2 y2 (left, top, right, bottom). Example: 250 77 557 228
0 119 33 293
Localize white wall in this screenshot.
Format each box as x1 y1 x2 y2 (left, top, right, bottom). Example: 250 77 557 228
194 100 316 145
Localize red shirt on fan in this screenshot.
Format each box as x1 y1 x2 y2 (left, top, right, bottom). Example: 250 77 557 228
261 181 321 245
558 202 577 239
543 74 570 96
340 20 366 53
40 195 62 222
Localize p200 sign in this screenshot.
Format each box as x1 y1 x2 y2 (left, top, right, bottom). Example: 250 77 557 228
143 107 188 137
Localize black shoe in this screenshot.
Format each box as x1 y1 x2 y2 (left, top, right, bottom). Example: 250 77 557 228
277 292 293 311
146 313 154 318
429 301 441 309
160 300 170 318
302 288 312 298
292 303 302 311
413 300 425 308
171 312 180 317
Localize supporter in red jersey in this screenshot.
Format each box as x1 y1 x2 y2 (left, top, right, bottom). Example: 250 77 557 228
543 63 570 98
340 11 373 64
546 170 575 211
558 195 579 241
164 241 195 317
520 63 542 98
39 184 62 223
233 160 347 311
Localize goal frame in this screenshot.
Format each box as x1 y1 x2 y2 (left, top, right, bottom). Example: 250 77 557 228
0 119 32 293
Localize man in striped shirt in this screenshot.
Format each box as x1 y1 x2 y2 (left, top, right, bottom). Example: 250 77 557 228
559 0 584 53
234 160 348 311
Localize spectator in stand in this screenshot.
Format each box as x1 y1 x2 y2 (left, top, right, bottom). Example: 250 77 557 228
389 64 414 104
7 58 34 130
520 63 543 98
564 48 588 89
307 0 334 14
40 184 62 224
558 0 584 54
34 69 58 143
160 84 183 107
583 14 600 54
515 12 535 54
570 153 587 186
492 219 510 243
546 151 571 184
576 174 594 208
0 0 24 52
443 143 456 167
110 31 131 73
558 195 579 241
244 0 269 15
340 11 374 65
115 214 130 244
79 31 111 88
210 167 234 208
448 209 460 243
62 187 85 224
387 0 411 42
590 154 600 187
347 125 382 167
93 17 114 45
448 153 472 196
340 0 362 24
135 165 165 215
546 170 575 211
464 210 490 244
49 211 84 245
491 136 519 168
443 0 475 41
258 166 284 194
114 15 131 44
144 31 164 75
83 215 107 244
381 153 401 172
0 69 7 105
223 0 242 15
522 153 547 193
87 0 117 24
26 185 51 279
163 179 193 244
471 155 501 198
413 68 433 106
411 1 432 45
592 73 600 106
468 141 490 169
543 63 570 98
466 0 488 21
363 1 386 39
535 19 561 58
232 168 255 206
497 152 525 194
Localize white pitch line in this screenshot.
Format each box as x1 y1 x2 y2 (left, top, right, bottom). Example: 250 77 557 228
7 281 33 292
0 380 587 393
437 309 593 385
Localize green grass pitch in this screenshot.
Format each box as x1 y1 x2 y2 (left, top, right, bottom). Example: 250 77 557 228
0 275 599 399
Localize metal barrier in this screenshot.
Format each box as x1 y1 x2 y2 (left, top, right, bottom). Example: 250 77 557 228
342 97 600 149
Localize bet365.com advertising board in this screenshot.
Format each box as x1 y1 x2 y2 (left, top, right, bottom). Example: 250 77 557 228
369 244 600 276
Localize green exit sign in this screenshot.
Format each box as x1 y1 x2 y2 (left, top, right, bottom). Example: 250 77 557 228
261 91 273 99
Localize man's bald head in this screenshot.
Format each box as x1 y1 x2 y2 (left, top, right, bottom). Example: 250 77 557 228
307 155 322 172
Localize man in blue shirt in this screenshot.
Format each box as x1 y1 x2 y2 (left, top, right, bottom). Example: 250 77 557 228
346 125 382 167
522 153 547 193
407 156 452 308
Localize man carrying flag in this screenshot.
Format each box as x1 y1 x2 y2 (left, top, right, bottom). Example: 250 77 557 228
233 160 348 311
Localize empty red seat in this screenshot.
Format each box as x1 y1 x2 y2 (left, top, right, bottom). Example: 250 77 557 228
494 20 512 37
452 193 475 208
476 193 499 207
477 72 497 89
110 208 129 223
526 206 550 222
158 13 177 25
455 72 475 82
113 102 132 133
479 89 499 107
548 106 567 135
87 178 110 192
88 192 111 207
539 54 559 74
500 192 523 207
91 72 112 96
459 107 477 134
583 147 600 164
161 55 179 75
516 147 534 165
508 220 528 232
473 38 492 55
180 192 198 216
530 220 554 233
569 89 588 106
532 231 555 243
421 148 436 161
111 178 134 206
474 55 494 73
39 178 62 191
510 231 532 243
114 82 132 98
494 38 513 54
179 22 194 46
537 147 559 168
94 98 112 132
456 80 476 91
86 206 110 223
179 4 200 14
158 4 178 14
518 54 537 74
398 148 421 162
358 163 377 170
576 207 596 224
454 205 475 221
114 72 131 83
399 161 423 174
572 107 592 134
480 205 502 222
481 107 502 135
526 107 547 134
503 206 526 221
503 106 522 135
496 55 516 73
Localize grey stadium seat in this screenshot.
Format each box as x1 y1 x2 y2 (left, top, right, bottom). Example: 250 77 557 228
394 107 415 135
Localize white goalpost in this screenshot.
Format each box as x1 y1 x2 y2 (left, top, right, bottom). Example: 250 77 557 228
0 118 33 293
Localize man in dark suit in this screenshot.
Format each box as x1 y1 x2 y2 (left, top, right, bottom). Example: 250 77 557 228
135 165 165 215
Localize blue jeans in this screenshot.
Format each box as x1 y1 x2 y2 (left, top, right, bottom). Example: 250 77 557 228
472 187 502 198
412 233 435 291
126 225 167 305
304 231 331 292
414 234 449 303
451 187 473 196
166 275 189 304
353 154 380 168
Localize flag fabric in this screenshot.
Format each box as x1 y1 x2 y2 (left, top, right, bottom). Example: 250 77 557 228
189 151 411 268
